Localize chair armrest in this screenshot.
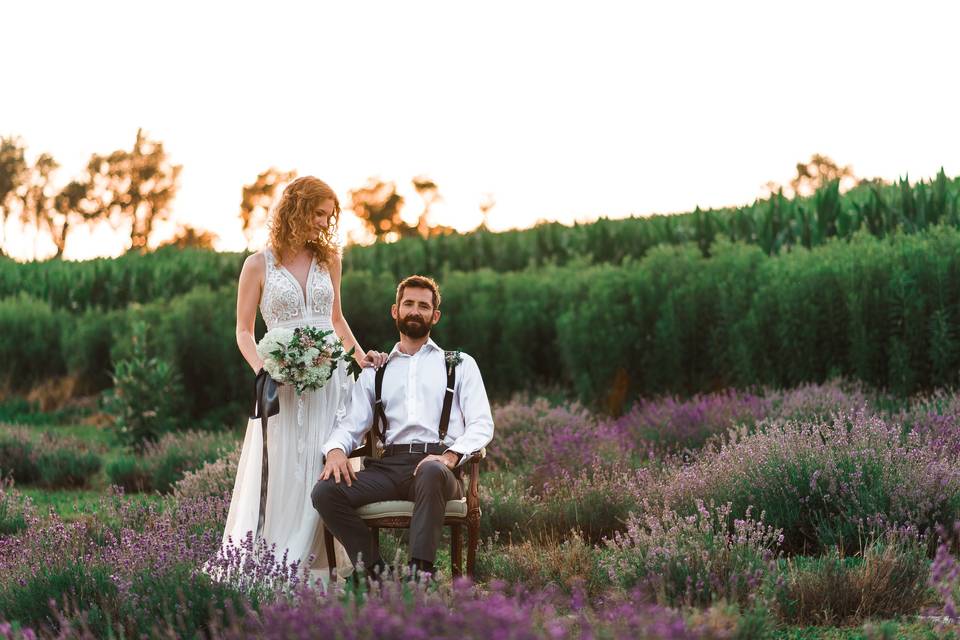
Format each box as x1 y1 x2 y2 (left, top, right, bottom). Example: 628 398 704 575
464 449 483 517
462 447 486 465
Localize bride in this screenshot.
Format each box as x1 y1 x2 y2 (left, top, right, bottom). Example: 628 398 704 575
220 176 386 583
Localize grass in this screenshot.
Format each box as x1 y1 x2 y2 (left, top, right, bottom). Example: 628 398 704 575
19 488 165 520
772 620 949 639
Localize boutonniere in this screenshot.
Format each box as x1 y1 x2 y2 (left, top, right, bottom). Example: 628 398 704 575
444 350 463 375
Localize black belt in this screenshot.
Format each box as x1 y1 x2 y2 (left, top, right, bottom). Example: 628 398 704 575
382 442 448 457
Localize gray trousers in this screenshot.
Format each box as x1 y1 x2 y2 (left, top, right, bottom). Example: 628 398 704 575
311 453 463 567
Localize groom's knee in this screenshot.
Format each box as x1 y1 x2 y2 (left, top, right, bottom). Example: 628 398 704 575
414 461 451 496
311 478 342 514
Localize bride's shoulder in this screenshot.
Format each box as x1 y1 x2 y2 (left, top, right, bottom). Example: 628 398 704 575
240 251 268 277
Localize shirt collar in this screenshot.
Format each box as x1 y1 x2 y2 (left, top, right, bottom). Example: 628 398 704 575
387 337 443 360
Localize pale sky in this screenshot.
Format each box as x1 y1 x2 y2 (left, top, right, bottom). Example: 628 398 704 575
2 0 959 261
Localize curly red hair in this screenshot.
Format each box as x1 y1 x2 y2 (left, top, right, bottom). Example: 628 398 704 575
268 176 340 266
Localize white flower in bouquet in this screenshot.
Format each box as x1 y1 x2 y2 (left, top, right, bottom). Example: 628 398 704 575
255 326 362 395
255 327 295 380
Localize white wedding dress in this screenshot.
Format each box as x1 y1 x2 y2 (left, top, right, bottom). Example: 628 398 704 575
220 247 354 583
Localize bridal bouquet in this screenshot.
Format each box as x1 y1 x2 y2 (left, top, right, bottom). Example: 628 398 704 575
256 326 362 394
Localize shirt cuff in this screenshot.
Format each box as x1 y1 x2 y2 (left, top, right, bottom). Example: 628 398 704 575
322 441 348 458
443 448 468 467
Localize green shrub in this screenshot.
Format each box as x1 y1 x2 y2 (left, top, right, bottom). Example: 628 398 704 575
105 454 149 493
0 397 92 426
172 445 241 500
108 430 234 494
773 530 930 626
0 477 33 535
479 466 642 544
0 293 66 391
154 286 252 424
35 447 102 489
0 247 245 312
104 321 184 450
601 502 782 607
0 561 116 635
474 532 606 597
119 563 256 639
61 308 123 394
0 428 40 484
658 412 960 553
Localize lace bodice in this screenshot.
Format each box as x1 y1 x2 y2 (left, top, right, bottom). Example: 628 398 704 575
260 248 334 330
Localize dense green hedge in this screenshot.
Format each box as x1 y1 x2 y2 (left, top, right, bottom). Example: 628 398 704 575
5 226 960 417
4 172 960 314
343 171 960 277
0 246 246 311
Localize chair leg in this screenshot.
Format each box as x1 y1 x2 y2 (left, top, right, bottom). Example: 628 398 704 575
466 519 479 577
369 526 380 568
450 524 463 578
323 528 337 582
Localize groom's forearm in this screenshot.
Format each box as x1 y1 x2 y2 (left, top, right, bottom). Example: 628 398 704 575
322 368 376 458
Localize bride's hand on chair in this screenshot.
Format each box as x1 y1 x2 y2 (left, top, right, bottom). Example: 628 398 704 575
321 449 356 486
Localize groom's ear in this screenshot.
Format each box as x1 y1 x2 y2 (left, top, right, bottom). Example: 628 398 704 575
390 303 398 320
432 309 441 324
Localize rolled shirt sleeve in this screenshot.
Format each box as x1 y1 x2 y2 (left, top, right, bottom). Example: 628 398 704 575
444 354 494 466
321 367 376 458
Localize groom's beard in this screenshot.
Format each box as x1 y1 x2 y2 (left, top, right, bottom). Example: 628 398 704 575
396 313 433 339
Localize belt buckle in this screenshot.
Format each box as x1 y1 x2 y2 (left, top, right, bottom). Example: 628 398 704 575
409 443 426 454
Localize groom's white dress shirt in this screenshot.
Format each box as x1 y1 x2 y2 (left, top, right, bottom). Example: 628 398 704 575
321 338 494 466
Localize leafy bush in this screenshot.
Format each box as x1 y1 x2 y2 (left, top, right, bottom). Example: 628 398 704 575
0 477 33 535
0 429 102 489
601 501 782 607
154 286 253 423
61 307 123 394
108 430 234 494
105 454 152 493
0 561 116 635
613 388 770 454
104 321 184 450
480 465 651 544
172 444 241 500
0 428 40 484
658 411 960 553
0 397 92 427
35 445 102 489
473 532 605 597
0 293 66 391
774 528 931 626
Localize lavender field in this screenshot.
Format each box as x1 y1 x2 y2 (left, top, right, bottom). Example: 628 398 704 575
2 380 960 638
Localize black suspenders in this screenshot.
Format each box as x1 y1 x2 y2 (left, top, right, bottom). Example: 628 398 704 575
438 354 456 441
373 362 389 443
372 350 458 445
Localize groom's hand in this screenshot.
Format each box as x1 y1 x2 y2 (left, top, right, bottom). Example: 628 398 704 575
321 449 356 486
414 452 459 475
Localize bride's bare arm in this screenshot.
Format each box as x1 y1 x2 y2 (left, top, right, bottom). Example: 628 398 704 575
329 251 366 362
236 252 265 373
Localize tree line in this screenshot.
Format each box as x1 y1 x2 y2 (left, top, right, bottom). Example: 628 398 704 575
0 130 469 260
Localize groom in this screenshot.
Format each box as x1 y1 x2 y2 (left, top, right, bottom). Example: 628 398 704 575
312 275 494 578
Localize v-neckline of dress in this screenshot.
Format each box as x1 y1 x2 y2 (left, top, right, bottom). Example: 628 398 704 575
271 248 315 311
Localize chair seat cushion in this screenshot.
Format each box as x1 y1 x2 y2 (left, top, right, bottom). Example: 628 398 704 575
356 498 472 520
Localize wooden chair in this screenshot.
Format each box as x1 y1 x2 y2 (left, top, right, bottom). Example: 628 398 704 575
323 439 485 579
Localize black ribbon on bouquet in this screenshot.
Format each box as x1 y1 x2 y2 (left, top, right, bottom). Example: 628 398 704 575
251 369 280 540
